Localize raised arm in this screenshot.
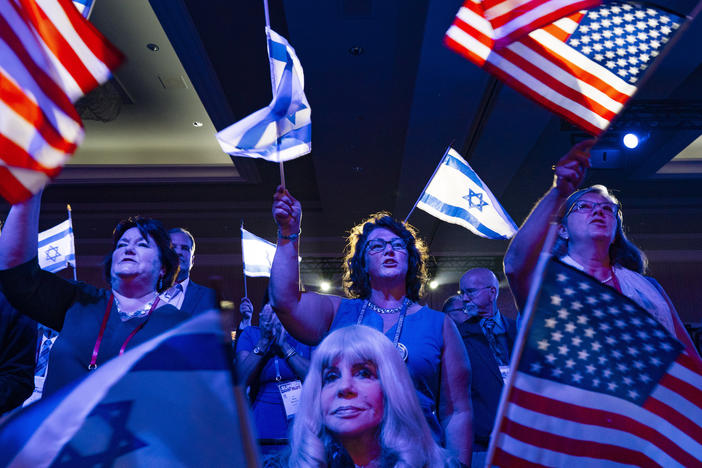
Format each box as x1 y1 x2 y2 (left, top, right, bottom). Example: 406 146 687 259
269 186 341 345
0 191 42 270
503 139 594 309
439 316 473 465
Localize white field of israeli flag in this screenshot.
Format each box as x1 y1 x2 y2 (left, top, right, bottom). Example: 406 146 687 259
417 148 518 239
0 311 256 467
38 219 75 272
217 28 311 162
241 227 301 277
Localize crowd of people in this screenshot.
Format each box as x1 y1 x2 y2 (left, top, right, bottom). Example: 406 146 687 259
0 140 700 466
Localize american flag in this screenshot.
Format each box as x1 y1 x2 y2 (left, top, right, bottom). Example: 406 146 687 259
479 0 601 48
0 0 123 204
445 1 682 135
489 259 702 466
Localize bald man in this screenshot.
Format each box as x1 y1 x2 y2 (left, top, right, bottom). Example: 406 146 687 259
457 268 518 466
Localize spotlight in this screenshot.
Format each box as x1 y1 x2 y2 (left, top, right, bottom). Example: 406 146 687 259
622 133 639 149
320 281 331 292
429 280 439 290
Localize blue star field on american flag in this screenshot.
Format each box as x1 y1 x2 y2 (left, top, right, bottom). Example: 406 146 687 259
520 260 683 406
567 2 681 84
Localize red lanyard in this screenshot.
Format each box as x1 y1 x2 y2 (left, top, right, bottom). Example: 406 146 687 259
88 293 160 370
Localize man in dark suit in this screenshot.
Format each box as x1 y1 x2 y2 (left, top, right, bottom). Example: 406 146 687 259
164 228 218 313
456 268 518 467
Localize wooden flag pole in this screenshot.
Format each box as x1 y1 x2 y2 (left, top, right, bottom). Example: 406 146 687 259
67 204 77 281
403 144 453 224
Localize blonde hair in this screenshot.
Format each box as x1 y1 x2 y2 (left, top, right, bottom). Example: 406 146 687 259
288 325 447 468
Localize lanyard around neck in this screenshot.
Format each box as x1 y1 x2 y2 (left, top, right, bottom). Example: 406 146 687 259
357 298 409 348
89 293 160 370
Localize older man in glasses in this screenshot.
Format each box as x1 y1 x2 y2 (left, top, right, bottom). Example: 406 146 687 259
457 267 518 467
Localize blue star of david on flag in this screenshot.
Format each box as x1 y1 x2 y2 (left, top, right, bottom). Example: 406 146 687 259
45 245 61 263
53 401 147 466
465 189 489 211
38 219 75 273
417 147 518 239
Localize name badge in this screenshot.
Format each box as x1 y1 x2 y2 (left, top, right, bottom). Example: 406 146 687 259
278 380 303 419
499 365 511 386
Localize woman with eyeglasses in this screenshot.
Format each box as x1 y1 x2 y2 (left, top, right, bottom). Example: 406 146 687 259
504 140 700 355
271 186 472 466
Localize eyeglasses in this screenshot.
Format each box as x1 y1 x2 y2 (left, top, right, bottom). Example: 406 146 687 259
566 200 619 217
365 238 407 254
458 286 491 296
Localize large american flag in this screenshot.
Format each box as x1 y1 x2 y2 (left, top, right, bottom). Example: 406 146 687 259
445 1 682 135
479 0 601 48
489 259 702 466
0 0 123 204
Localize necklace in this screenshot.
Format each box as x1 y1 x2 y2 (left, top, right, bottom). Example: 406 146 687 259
357 298 411 361
113 293 157 321
366 297 411 314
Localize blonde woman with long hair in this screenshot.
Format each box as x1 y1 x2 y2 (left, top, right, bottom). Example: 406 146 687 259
288 325 455 468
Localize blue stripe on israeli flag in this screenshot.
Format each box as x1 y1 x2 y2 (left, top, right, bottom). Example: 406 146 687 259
216 28 311 162
419 192 505 239
416 148 518 239
37 228 73 249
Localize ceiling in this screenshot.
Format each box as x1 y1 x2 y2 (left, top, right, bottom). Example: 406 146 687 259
7 0 702 310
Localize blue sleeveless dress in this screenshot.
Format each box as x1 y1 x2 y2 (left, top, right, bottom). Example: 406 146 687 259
329 298 445 441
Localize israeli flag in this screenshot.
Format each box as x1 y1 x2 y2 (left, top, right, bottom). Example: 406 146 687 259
241 227 301 277
217 28 311 162
38 219 76 272
417 148 518 239
241 227 277 277
0 311 256 467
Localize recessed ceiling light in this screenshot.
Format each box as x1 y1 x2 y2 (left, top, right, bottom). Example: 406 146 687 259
622 133 639 149
193 121 203 127
349 46 364 56
146 43 160 52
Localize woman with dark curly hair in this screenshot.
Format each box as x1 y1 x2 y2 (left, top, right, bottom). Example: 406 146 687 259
270 186 472 465
0 191 199 397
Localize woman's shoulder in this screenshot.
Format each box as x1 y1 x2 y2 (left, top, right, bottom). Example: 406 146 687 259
412 304 446 324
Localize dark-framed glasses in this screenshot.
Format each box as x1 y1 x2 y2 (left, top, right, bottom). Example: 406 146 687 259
567 200 619 217
458 286 491 296
365 238 407 254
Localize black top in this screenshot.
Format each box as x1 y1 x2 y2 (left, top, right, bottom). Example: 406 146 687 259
0 258 198 396
0 290 37 414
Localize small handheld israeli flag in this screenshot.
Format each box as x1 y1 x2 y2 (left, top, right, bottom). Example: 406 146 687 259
417 148 518 239
38 219 76 272
241 227 278 277
217 28 311 162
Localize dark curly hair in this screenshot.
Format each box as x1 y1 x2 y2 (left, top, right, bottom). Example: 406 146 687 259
103 216 180 293
556 185 647 273
342 212 429 301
